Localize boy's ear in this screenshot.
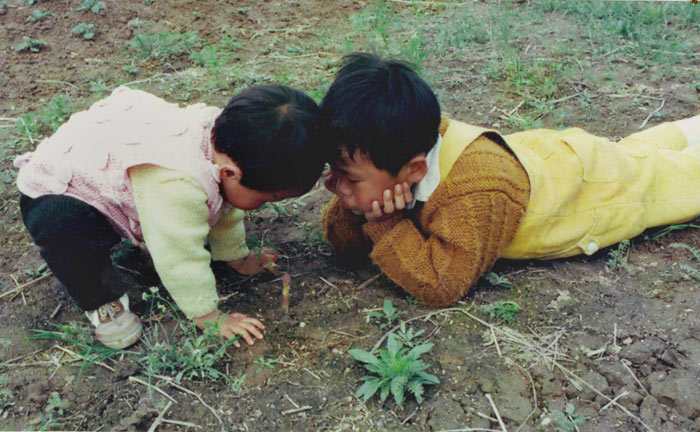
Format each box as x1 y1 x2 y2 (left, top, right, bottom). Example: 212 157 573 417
399 155 428 184
219 161 243 182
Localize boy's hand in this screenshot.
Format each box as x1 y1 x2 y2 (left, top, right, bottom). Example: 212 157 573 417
365 183 413 222
193 310 265 348
228 248 278 275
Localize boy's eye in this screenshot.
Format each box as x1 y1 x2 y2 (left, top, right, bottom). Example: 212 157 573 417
348 179 360 184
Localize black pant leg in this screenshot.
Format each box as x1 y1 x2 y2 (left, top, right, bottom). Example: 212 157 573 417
19 194 127 311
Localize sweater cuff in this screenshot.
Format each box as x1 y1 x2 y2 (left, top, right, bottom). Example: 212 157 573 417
362 214 403 243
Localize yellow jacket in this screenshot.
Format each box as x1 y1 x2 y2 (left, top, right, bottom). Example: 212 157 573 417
442 119 700 259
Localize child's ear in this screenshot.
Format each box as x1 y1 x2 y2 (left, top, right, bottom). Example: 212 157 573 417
400 155 428 184
219 161 243 182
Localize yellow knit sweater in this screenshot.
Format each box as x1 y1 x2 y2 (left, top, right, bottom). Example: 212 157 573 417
322 127 530 307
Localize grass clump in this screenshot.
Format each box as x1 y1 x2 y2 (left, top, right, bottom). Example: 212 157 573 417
349 333 439 405
477 300 521 324
128 30 200 61
13 36 47 53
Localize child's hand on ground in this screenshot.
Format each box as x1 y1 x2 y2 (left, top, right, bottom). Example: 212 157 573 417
365 182 413 222
228 248 278 275
192 310 265 348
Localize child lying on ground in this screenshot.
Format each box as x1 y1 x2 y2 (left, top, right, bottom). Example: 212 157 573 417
321 52 700 307
15 85 325 349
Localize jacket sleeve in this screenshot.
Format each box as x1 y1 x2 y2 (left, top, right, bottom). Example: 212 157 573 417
322 195 372 262
130 165 219 318
361 137 529 307
208 206 250 262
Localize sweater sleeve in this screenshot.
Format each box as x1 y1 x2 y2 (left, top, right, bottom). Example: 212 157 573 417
362 137 530 307
322 195 372 262
208 206 249 262
130 165 219 318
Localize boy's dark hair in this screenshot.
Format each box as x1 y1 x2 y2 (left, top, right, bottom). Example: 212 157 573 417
320 52 441 175
212 84 324 193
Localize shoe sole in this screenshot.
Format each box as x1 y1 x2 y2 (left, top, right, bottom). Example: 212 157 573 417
96 314 143 350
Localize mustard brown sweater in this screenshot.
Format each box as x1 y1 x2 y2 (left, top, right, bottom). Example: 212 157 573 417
322 125 530 307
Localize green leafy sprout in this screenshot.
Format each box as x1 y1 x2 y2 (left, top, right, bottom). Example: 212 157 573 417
477 300 521 324
71 22 97 40
13 36 48 53
77 0 105 14
553 402 588 432
349 333 439 405
367 298 403 329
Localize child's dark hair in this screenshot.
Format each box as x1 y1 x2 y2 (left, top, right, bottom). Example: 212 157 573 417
320 52 441 175
212 84 324 193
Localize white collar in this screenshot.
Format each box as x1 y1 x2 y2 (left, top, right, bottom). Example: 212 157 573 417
407 135 441 209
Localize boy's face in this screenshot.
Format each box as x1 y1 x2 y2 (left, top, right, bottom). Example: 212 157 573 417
329 149 408 215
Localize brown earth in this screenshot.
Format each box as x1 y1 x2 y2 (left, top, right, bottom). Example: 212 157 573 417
1 1 700 431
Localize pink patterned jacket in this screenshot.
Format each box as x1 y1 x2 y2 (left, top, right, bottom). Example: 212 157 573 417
14 86 225 245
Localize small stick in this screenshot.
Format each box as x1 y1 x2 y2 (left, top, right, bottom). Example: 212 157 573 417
153 374 223 426
600 390 629 412
50 304 62 319
303 368 321 381
485 393 508 432
161 419 201 428
148 401 173 432
639 98 665 129
128 376 177 404
281 273 291 314
284 394 299 409
281 405 312 416
356 274 382 291
621 360 650 396
490 326 502 357
1 273 51 299
1 348 43 366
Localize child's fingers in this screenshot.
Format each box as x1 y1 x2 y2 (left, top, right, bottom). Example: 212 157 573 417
383 189 395 214
402 182 413 203
394 184 406 210
244 316 266 330
365 200 382 221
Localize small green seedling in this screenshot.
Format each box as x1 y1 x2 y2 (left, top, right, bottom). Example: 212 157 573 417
606 239 631 270
27 9 52 22
395 321 425 348
77 0 105 14
71 22 97 40
553 402 588 432
367 299 403 329
89 78 108 94
477 300 521 323
484 271 513 289
281 272 291 313
253 356 278 372
349 333 439 405
14 36 47 53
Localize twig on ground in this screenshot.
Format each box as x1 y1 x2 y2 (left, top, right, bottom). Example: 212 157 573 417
148 401 173 432
128 376 177 404
1 348 43 367
600 390 629 412
401 407 419 425
153 374 224 427
161 419 201 428
1 273 51 300
639 98 665 129
282 406 312 416
621 360 651 396
50 304 62 319
284 394 299 408
356 274 382 291
485 394 508 432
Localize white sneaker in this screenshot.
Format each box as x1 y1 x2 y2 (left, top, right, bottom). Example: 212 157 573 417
86 294 142 349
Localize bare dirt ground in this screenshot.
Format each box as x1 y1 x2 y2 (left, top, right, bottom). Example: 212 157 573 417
1 1 700 431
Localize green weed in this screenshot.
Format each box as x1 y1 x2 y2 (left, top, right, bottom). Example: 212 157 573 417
484 272 513 289
477 300 521 324
367 299 403 329
77 0 105 14
71 22 97 40
0 374 13 412
253 356 278 372
606 239 632 270
652 223 700 240
27 9 51 22
395 321 425 349
89 78 108 94
349 332 439 405
29 322 130 377
13 36 48 53
128 30 200 61
553 402 587 432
